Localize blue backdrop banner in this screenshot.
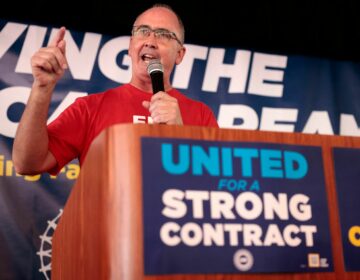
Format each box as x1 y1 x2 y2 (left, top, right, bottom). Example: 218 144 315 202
0 18 358 279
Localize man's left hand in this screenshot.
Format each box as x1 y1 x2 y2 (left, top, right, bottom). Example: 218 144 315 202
142 91 183 125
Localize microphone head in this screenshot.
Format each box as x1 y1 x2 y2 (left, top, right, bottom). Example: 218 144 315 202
147 59 165 94
147 59 163 75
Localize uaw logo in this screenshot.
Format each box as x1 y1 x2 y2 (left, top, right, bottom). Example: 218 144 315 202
233 249 254 271
37 209 63 280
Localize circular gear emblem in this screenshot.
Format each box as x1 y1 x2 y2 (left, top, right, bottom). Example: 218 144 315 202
37 209 63 280
233 249 254 271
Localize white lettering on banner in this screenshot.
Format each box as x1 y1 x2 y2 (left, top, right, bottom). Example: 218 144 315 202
283 224 301 246
14 26 102 79
340 114 360 136
202 50 287 96
224 224 242 246
218 104 259 129
162 189 187 218
181 222 203 246
1 21 359 138
160 222 317 247
0 22 28 59
162 190 312 221
217 105 360 136
210 192 236 219
98 36 132 83
302 111 334 135
202 48 251 93
49 28 102 80
172 44 208 89
2 22 128 82
0 86 30 138
0 87 87 138
160 222 181 246
47 91 88 124
218 105 298 132
248 52 287 97
0 22 288 98
235 192 263 219
263 193 289 220
15 25 47 73
204 223 228 246
260 107 298 132
263 224 286 246
243 224 262 246
288 194 312 221
185 190 210 219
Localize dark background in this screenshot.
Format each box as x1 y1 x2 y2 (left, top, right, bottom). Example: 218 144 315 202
2 0 360 61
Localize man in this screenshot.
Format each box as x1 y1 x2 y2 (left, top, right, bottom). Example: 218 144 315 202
13 4 218 175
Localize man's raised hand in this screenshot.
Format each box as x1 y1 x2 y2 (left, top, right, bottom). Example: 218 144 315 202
31 27 68 87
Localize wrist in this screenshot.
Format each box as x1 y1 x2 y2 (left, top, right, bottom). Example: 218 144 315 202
32 80 57 91
30 81 56 105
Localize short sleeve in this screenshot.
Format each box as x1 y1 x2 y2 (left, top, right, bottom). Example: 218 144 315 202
47 97 89 174
201 103 219 127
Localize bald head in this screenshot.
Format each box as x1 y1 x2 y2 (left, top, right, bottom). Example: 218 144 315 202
134 4 185 44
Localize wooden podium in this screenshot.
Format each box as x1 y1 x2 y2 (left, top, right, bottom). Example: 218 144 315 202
52 124 360 280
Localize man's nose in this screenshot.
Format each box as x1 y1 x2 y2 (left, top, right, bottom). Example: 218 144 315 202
144 33 158 48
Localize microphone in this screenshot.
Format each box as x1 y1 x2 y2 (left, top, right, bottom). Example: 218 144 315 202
147 59 164 94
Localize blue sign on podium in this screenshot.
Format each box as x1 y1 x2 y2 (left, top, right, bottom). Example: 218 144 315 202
333 147 360 271
141 137 333 274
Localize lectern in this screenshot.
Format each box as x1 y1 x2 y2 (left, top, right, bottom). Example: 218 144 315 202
52 124 360 280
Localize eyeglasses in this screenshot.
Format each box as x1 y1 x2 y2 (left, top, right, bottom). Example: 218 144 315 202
132 25 183 45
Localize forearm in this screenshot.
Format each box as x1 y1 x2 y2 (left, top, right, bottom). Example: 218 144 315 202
12 83 55 174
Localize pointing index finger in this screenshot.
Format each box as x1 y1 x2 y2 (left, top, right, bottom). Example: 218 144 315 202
49 26 66 48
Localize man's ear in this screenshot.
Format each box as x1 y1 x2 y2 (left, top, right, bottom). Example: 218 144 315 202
175 46 186 65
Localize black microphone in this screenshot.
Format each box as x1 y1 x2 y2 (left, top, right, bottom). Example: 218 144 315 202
147 59 164 94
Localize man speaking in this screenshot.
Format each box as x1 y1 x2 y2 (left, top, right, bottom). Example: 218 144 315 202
12 4 218 176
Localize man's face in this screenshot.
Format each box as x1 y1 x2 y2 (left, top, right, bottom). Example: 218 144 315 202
128 7 185 85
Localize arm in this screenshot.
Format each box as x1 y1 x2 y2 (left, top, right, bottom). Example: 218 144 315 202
12 27 68 175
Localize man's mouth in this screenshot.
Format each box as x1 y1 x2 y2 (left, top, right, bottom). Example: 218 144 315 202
141 54 158 62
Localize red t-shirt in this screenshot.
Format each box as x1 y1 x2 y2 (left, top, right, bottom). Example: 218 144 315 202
47 84 218 174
